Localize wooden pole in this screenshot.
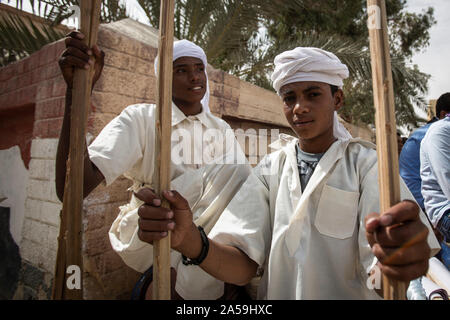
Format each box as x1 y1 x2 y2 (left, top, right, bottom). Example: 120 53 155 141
52 0 102 300
366 0 407 300
152 0 175 300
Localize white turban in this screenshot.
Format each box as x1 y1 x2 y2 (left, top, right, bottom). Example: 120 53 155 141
154 39 210 113
271 47 352 140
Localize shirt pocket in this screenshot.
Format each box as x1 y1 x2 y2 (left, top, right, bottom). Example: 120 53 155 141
314 184 360 239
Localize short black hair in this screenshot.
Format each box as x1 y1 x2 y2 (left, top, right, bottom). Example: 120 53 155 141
436 92 450 117
330 85 339 96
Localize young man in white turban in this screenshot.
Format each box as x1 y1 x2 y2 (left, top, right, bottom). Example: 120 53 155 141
56 32 251 299
135 47 440 299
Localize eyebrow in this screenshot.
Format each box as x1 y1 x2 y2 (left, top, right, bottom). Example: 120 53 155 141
280 85 323 96
173 62 204 68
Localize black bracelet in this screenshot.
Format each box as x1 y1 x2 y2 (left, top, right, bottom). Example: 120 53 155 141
182 226 209 266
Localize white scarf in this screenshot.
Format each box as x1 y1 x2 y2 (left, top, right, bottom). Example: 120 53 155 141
271 47 352 140
154 39 211 113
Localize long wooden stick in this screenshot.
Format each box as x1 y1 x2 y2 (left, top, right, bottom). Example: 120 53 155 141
52 0 102 300
367 0 407 300
152 0 175 300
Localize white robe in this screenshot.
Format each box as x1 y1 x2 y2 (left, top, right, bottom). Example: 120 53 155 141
88 103 251 299
210 135 440 299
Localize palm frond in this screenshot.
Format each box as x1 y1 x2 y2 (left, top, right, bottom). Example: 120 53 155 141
0 11 65 66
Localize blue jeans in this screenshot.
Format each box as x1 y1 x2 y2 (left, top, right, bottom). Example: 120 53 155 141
437 211 450 270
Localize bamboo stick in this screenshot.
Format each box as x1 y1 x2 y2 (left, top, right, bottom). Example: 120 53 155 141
52 0 102 300
152 0 175 300
366 0 407 300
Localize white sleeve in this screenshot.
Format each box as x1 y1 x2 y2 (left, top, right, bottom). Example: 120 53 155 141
209 161 272 267
88 104 150 186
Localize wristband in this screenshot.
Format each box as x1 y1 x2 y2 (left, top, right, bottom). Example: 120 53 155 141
182 226 209 266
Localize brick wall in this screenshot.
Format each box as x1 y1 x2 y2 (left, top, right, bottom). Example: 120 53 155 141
0 38 68 299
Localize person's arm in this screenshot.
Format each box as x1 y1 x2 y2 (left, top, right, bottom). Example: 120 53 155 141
134 188 258 286
398 138 423 208
426 124 450 201
175 222 258 286
55 31 105 201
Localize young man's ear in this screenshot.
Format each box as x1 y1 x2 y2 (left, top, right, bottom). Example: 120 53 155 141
333 89 344 111
438 109 448 119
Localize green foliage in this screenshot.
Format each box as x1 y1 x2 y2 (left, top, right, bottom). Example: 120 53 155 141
0 11 65 66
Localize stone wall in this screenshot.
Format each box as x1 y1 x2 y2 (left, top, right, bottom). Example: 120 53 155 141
0 38 67 300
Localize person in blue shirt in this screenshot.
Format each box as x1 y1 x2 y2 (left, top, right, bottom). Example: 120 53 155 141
420 93 450 269
399 93 450 211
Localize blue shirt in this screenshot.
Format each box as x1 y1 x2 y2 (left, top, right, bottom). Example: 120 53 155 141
399 123 433 209
420 117 450 228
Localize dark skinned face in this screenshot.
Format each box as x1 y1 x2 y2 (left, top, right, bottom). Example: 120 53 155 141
171 56 207 116
279 81 344 154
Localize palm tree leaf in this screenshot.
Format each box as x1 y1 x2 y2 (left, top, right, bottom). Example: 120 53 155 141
0 11 65 66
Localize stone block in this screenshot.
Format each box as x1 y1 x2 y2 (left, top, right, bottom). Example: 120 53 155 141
22 218 48 246
208 95 224 115
84 207 106 232
30 138 58 160
138 45 157 62
29 158 55 181
83 273 107 300
22 55 34 73
25 198 61 227
206 66 223 83
0 92 15 111
223 85 239 103
24 198 41 221
31 67 46 84
100 268 130 298
39 201 61 228
5 75 17 93
224 73 240 89
35 96 65 120
52 78 67 98
33 117 63 139
17 71 33 89
91 91 138 115
45 225 59 257
87 111 117 137
20 238 42 266
45 62 61 80
98 28 148 60
102 250 125 274
84 177 132 206
84 227 110 256
97 201 126 227
211 83 224 97
37 48 48 67
38 247 56 273
0 63 16 82
102 48 154 77
42 43 57 66
53 39 66 59
16 85 37 107
95 65 151 99
27 178 59 203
